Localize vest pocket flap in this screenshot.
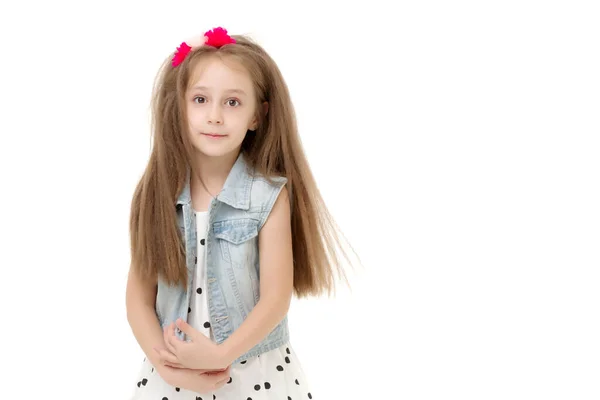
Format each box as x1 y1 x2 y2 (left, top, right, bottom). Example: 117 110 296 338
213 218 259 244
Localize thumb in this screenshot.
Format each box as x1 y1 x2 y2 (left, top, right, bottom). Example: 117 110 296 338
175 318 197 339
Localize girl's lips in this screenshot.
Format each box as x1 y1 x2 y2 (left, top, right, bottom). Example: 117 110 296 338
202 133 227 138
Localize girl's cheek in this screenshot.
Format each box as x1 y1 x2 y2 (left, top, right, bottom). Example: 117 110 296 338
188 113 204 125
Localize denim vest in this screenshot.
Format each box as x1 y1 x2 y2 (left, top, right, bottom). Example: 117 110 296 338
155 152 290 364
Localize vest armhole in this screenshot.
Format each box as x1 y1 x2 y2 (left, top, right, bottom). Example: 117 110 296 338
258 178 288 231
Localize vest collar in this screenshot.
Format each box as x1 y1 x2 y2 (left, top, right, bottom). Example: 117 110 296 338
176 152 252 210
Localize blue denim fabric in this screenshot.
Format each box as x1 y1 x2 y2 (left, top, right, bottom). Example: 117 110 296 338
155 152 289 364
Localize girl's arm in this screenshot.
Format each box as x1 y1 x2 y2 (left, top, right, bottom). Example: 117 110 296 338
220 186 294 364
125 264 165 367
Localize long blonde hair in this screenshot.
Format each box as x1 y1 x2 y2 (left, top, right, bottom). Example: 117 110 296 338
129 34 359 298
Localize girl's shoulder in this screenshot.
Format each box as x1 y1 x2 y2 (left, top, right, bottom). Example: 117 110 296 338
246 166 287 190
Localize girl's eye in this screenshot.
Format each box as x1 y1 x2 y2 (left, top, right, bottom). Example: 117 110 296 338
192 97 239 107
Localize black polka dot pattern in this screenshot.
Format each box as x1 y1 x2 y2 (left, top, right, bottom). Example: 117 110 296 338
136 377 148 387
134 338 311 398
133 207 313 399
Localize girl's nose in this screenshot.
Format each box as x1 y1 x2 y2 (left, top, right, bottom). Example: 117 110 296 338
208 105 223 124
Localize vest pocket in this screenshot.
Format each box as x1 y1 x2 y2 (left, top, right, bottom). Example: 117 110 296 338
213 218 259 268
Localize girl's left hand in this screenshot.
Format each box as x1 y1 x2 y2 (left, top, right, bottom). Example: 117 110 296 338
153 319 230 371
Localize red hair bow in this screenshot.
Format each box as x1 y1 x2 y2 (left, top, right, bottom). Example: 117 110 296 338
172 27 236 67
204 27 236 47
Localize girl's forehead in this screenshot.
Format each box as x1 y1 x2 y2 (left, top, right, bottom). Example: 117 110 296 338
188 56 252 90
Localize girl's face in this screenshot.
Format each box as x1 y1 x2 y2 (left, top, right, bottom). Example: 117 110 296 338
185 56 258 159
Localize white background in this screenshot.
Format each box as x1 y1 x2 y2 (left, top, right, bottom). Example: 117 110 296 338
0 0 599 399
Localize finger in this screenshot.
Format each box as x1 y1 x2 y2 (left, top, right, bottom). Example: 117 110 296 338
163 325 174 352
205 366 230 376
197 369 220 376
163 361 186 369
153 347 178 363
209 375 227 390
215 374 230 389
212 369 231 380
153 346 180 365
165 323 179 354
165 335 179 355
166 327 190 355
175 318 198 340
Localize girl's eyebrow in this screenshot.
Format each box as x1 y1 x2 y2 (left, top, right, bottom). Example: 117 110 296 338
190 85 247 96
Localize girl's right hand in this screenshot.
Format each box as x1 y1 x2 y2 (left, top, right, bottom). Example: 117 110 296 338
157 364 231 393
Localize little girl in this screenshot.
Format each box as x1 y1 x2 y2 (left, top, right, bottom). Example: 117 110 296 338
126 27 355 400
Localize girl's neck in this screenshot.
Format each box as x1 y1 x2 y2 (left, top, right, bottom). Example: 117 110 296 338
191 150 239 193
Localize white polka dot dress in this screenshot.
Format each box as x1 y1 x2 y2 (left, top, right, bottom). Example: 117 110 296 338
130 210 314 400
